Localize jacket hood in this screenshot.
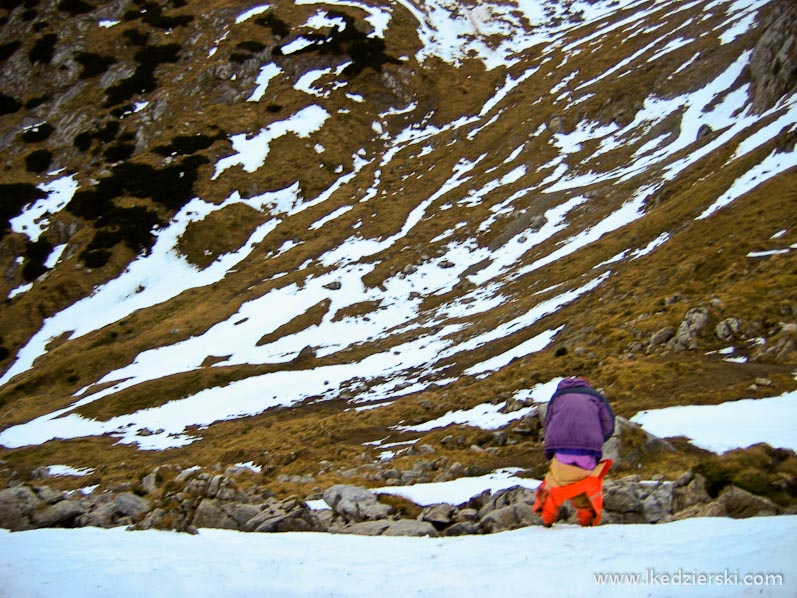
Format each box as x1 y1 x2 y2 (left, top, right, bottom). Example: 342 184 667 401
556 377 592 391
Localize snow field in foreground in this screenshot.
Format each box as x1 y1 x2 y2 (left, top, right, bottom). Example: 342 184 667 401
1 516 795 598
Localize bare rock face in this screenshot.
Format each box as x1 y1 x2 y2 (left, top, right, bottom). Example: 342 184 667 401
750 0 797 113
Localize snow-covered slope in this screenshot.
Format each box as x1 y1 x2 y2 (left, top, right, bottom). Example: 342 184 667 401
0 0 795 504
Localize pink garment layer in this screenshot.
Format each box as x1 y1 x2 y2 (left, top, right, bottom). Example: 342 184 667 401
554 452 597 471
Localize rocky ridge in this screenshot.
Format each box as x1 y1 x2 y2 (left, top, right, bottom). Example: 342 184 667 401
0 466 785 536
1 0 796 520
0 419 790 535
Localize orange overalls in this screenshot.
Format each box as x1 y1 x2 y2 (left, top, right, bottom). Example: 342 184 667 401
532 458 612 527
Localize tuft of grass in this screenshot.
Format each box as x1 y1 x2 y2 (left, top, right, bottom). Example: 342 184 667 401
377 493 421 519
694 444 797 507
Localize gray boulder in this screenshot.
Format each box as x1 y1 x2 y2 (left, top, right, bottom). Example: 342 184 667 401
672 501 729 520
420 503 456 528
669 307 710 350
672 472 712 512
479 503 537 533
192 498 238 530
244 497 319 533
114 493 150 519
444 521 482 536
0 486 43 531
471 485 540 532
322 485 392 522
603 476 647 524
642 482 674 523
32 499 85 528
382 519 438 537
715 317 745 341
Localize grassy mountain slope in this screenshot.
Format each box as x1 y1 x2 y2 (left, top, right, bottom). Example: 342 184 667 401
0 0 795 498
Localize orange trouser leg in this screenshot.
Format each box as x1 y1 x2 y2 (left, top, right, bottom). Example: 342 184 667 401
533 482 561 527
535 460 612 527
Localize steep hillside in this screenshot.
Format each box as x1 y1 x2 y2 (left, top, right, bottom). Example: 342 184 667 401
1 0 796 498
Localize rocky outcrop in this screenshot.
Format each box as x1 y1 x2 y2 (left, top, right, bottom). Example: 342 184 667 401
323 484 392 522
602 416 676 468
749 0 797 113
602 471 782 524
0 463 788 536
669 307 710 350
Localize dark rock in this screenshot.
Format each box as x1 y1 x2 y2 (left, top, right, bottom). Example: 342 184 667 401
32 499 85 527
696 123 713 139
420 503 456 528
444 521 482 536
717 485 780 518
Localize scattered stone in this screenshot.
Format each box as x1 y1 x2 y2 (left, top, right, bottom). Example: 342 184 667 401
715 317 745 342
650 327 675 346
548 115 566 133
0 456 790 536
669 307 710 350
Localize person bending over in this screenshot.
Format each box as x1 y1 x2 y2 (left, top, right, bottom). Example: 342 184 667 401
533 377 615 527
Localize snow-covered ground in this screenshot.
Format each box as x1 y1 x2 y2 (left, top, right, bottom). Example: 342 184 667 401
1 517 795 597
3 466 795 597
633 389 797 453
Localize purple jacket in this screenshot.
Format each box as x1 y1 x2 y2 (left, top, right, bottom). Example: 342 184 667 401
544 377 615 460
